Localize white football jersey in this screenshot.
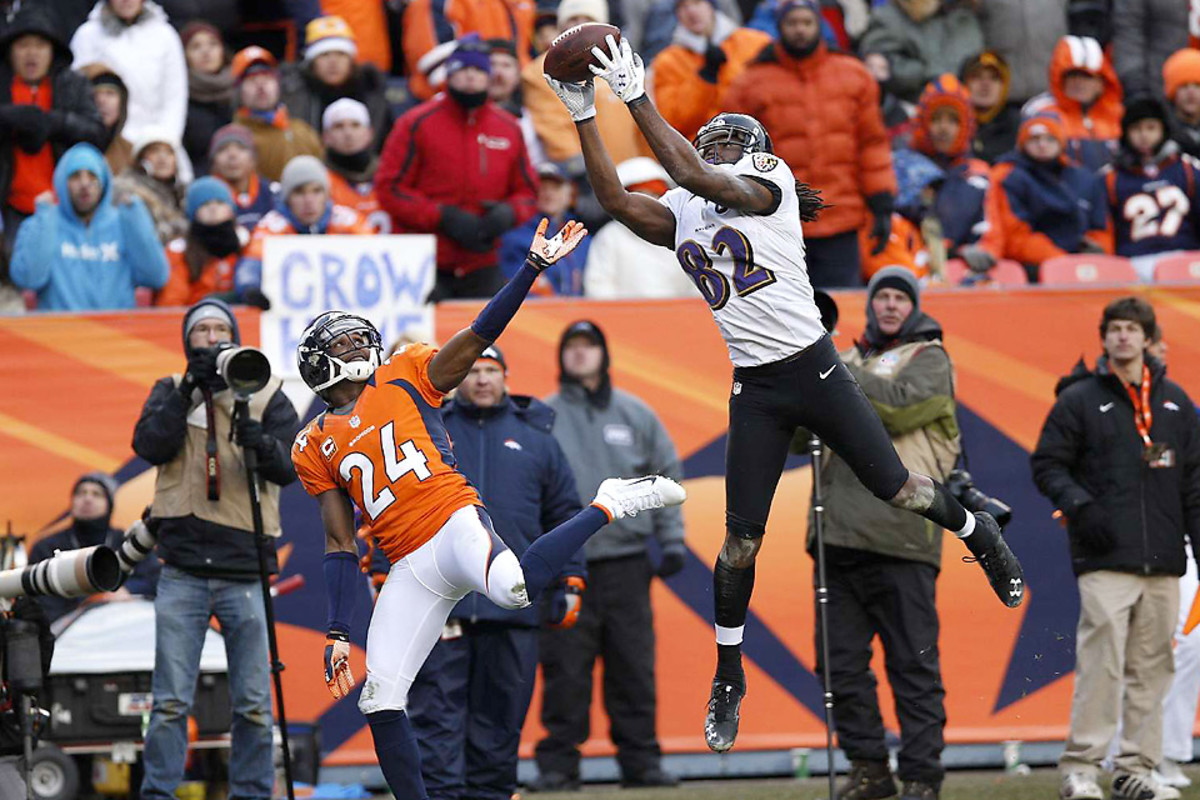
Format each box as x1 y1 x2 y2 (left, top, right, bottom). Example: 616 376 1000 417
660 151 826 367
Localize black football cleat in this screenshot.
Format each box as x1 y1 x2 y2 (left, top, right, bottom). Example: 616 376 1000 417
965 511 1025 608
704 680 744 752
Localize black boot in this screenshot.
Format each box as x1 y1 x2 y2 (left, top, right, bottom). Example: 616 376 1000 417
836 760 898 800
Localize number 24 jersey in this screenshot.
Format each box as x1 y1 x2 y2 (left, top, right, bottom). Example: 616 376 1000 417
292 344 481 562
660 151 826 368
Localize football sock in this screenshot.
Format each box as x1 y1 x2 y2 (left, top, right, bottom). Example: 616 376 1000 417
918 480 969 534
367 710 428 800
520 506 608 601
713 559 755 691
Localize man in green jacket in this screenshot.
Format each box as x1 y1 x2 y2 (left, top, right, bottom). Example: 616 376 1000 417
811 266 960 800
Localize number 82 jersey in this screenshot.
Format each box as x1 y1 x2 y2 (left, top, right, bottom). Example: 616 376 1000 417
660 151 826 367
292 343 482 561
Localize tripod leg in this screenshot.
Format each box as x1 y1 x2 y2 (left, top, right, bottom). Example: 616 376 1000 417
810 436 837 800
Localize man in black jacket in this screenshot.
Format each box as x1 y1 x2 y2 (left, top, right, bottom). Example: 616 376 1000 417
132 298 299 800
402 345 586 800
0 5 105 252
1032 297 1200 800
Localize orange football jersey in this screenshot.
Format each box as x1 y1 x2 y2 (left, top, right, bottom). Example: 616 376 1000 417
292 343 481 561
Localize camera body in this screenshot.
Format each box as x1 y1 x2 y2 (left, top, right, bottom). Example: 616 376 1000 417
946 468 1013 528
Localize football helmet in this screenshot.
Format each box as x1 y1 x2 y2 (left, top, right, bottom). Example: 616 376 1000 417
297 311 384 399
693 113 773 165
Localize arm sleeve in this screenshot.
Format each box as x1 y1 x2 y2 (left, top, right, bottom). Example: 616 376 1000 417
374 115 443 231
541 437 586 581
120 196 170 289
255 386 301 487
8 208 54 290
1110 0 1149 99
132 378 190 465
846 346 955 437
1030 392 1095 515
645 410 685 549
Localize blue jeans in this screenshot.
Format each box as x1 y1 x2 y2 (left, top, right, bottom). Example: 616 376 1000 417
141 566 273 800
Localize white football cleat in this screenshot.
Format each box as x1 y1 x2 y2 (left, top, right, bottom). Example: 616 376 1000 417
592 476 686 520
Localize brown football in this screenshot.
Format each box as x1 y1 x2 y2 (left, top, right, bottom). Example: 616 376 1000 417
543 23 621 83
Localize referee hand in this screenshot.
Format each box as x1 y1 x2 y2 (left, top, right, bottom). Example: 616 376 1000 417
324 631 355 699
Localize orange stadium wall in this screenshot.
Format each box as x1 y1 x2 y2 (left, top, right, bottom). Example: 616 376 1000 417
2 286 1200 766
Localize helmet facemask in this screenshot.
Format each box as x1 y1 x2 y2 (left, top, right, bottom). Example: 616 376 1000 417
298 313 384 401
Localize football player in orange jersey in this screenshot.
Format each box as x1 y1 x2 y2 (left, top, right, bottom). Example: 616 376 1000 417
292 218 687 799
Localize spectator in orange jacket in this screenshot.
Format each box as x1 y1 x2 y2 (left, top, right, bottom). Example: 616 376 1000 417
377 37 538 299
724 0 896 287
236 155 372 302
403 0 537 103
157 177 251 308
322 98 389 233
231 46 324 182
646 0 770 142
1164 47 1200 159
1025 35 1124 172
968 112 1111 280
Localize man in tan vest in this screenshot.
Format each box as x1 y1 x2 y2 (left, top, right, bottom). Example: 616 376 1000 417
132 298 299 800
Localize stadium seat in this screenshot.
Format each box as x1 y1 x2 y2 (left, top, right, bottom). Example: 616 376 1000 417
22 290 35 311
941 258 1028 287
942 258 967 284
1039 254 1137 285
1152 251 1200 282
135 287 153 307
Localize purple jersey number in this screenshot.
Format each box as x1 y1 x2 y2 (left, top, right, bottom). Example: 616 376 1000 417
676 226 776 309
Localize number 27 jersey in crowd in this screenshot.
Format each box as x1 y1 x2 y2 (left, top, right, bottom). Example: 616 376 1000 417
660 151 826 367
292 344 482 561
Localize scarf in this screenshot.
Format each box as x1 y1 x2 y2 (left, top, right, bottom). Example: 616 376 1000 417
188 67 234 105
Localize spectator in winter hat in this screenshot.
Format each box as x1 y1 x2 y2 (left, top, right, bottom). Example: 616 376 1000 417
1164 48 1200 159
157 177 252 307
232 46 323 182
181 21 233 175
322 98 388 233
78 63 133 177
960 51 1020 165
208 123 277 231
114 126 189 244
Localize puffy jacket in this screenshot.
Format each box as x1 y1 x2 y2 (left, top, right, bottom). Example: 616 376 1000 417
978 0 1068 104
328 160 390 233
233 107 324 182
647 20 771 142
0 5 106 217
375 94 538 277
858 0 985 104
442 394 586 626
70 1 188 145
979 151 1111 267
724 41 897 238
236 203 372 293
156 234 243 307
1028 36 1123 172
1112 0 1189 99
521 53 650 165
402 0 536 102
10 143 169 310
279 62 394 153
1031 356 1200 577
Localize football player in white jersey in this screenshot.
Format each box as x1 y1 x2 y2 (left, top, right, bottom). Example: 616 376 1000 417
546 34 1026 755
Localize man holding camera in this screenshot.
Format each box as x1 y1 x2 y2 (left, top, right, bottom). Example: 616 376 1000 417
809 268 960 800
1033 297 1200 800
132 298 299 800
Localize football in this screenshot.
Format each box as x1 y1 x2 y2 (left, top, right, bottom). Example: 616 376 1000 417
544 23 622 83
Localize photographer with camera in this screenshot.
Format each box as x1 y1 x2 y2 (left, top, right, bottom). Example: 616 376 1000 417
131 298 299 800
1032 297 1200 800
0 595 55 797
804 268 960 800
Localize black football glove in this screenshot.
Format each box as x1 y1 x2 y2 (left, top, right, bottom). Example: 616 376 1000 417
657 546 686 578
1070 502 1116 554
699 43 727 84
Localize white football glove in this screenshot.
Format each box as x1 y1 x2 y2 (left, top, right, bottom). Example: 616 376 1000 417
544 75 596 122
589 35 646 104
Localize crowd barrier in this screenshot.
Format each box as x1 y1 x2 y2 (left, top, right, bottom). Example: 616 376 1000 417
1 284 1198 766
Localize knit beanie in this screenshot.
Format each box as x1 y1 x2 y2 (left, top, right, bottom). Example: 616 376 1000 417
556 0 609 27
186 176 235 220
280 155 330 198
1164 48 1200 102
1018 111 1066 150
304 15 358 63
208 123 256 160
775 0 820 29
445 35 492 75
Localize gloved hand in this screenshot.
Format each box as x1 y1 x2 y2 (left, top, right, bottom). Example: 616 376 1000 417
658 546 686 578
699 42 727 83
545 576 586 629
439 205 489 251
1078 238 1107 255
960 244 997 274
865 193 894 256
1070 502 1116 554
479 201 516 241
527 218 588 270
185 347 220 389
544 75 596 122
234 416 271 456
590 35 646 104
4 105 52 152
324 630 355 699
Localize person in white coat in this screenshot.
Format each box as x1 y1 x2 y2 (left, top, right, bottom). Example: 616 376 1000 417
583 158 696 299
70 0 189 173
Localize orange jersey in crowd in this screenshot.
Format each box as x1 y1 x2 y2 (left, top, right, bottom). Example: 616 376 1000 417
292 343 482 562
329 171 391 233
156 238 239 307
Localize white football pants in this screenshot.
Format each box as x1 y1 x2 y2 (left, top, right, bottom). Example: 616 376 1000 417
1163 546 1200 763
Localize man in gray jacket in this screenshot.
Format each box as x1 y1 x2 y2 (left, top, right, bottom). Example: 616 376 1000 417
533 320 686 791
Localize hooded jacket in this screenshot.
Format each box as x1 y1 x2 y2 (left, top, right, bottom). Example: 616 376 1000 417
69 1 188 145
961 52 1021 165
1112 0 1189 100
10 143 169 310
1029 35 1124 172
0 5 106 217
132 298 299 579
1031 355 1200 577
858 0 985 104
546 324 686 562
812 267 959 568
441 394 586 626
723 40 897 238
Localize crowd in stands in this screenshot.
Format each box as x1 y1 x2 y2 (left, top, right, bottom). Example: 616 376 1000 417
3 0 1200 313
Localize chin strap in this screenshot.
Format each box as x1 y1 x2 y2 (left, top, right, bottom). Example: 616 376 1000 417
312 349 381 394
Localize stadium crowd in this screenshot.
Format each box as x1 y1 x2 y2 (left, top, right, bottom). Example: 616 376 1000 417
2 0 1200 312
